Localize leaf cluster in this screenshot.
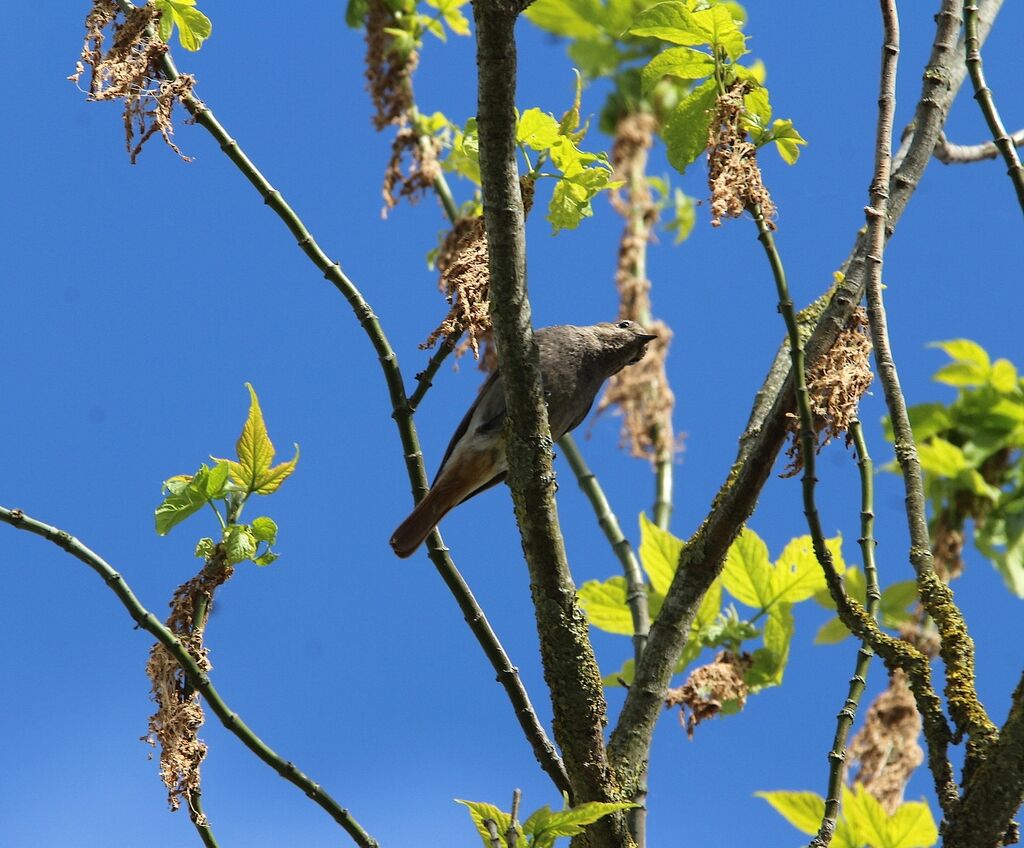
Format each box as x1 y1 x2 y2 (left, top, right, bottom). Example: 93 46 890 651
154 383 297 568
346 0 470 52
886 339 1024 595
758 787 938 848
153 0 212 52
458 796 636 848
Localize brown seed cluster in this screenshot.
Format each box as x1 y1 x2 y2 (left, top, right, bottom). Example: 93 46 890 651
364 0 418 131
422 179 536 372
382 125 443 216
143 553 234 820
783 308 874 476
69 0 196 163
665 651 751 739
849 670 924 813
707 83 776 228
598 112 680 461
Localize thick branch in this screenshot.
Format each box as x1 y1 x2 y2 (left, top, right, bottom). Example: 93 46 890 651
473 2 628 843
607 0 1004 790
0 506 379 848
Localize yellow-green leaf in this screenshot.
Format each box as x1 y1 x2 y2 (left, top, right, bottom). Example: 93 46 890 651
772 534 839 603
755 790 825 835
234 383 276 491
990 358 1019 393
578 576 635 635
254 444 300 494
722 526 772 608
639 512 683 594
917 437 969 477
886 800 939 848
517 108 562 151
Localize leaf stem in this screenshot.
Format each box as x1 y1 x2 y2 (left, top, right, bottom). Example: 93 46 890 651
0 506 380 848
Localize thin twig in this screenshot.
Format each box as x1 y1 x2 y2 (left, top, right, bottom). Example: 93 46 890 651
109 0 569 797
865 0 998 781
809 420 880 848
559 434 650 664
407 331 460 412
934 128 1024 164
964 0 1024 213
507 788 522 848
0 506 380 848
482 819 503 848
188 789 220 848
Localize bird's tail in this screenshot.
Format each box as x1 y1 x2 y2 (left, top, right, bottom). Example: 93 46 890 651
390 478 463 558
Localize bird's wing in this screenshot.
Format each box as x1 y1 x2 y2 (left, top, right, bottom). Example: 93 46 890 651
433 368 505 482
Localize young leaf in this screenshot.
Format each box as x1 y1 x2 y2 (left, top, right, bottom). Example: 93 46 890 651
639 46 715 95
916 437 970 477
524 0 603 39
692 4 746 60
457 800 517 848
755 790 825 835
665 188 696 244
771 534 842 603
578 576 635 634
518 108 562 151
768 119 807 164
224 525 257 565
746 602 793 689
721 526 773 609
527 801 637 848
629 2 708 47
886 801 939 848
638 512 683 594
990 358 1019 393
154 462 229 536
814 616 852 645
662 78 717 174
153 0 213 51
250 516 278 545
214 384 299 495
931 338 991 371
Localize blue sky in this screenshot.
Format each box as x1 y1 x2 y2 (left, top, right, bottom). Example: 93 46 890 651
3 2 1023 846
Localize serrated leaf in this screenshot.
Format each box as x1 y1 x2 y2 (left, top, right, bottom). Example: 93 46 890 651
930 338 991 371
457 800 516 848
663 78 717 174
639 512 683 594
746 602 793 689
886 801 939 848
843 784 890 848
524 0 603 39
769 119 807 164
155 463 224 536
517 108 562 151
755 790 825 835
232 383 275 491
772 534 840 603
722 526 773 608
154 0 213 51
529 801 636 847
194 537 216 560
629 2 708 46
224 525 257 565
639 46 714 94
254 444 300 494
578 576 635 634
917 437 969 476
250 516 278 544
692 4 746 60
548 165 618 232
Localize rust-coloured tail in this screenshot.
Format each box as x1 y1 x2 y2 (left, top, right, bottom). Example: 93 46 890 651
390 482 459 558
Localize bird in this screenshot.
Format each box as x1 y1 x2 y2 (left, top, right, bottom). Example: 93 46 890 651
390 321 657 557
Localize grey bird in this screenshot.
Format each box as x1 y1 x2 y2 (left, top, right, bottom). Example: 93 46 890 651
390 321 657 557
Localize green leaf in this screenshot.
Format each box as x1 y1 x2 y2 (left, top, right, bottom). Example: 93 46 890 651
843 784 891 848
456 799 517 848
228 383 275 491
662 78 717 174
917 437 970 477
345 0 370 28
742 85 772 138
768 118 807 164
887 801 939 848
154 462 229 536
524 0 603 39
665 188 696 244
558 69 584 136
250 516 278 545
194 537 216 560
253 551 280 567
527 801 636 848
755 790 825 836
639 513 683 594
722 526 773 608
746 602 793 689
890 403 953 443
880 580 918 627
578 576 635 634
602 658 634 687
772 534 841 603
224 525 257 565
255 444 300 494
639 46 715 94
931 338 991 370
548 164 619 232
629 2 708 47
154 0 213 51
814 616 852 645
517 108 562 151
933 361 990 387
692 4 746 60
676 577 723 670
990 358 1019 393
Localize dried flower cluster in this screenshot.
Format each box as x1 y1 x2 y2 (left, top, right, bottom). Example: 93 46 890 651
382 125 442 215
422 180 536 372
143 554 234 820
364 0 418 131
69 0 196 163
784 308 874 476
598 113 680 461
665 652 751 739
707 83 776 227
849 670 924 813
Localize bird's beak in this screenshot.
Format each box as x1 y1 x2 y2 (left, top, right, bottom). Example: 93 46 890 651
639 333 658 343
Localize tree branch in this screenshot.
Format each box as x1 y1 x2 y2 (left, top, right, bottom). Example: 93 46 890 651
108 0 569 797
964 0 1024 213
607 0 1004 791
934 128 1024 164
473 2 628 843
0 506 380 848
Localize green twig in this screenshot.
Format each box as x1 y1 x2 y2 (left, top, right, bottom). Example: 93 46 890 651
862 0 997 780
559 433 650 664
0 506 380 848
809 420 880 848
108 0 569 798
407 331 460 412
964 0 1024 214
188 788 219 848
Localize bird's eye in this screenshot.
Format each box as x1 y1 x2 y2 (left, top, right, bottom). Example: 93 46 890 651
617 320 631 329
